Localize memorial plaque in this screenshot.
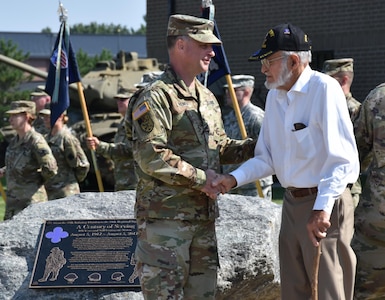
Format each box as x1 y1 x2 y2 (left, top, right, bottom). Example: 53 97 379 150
29 219 140 289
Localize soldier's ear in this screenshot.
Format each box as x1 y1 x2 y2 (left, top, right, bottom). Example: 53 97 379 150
175 37 187 51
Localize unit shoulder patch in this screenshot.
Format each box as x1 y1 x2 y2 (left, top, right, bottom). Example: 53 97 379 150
138 114 154 133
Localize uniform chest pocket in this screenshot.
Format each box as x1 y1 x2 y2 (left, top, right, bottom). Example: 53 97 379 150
292 127 316 160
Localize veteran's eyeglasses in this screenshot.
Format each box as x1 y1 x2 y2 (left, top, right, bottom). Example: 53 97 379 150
260 56 285 68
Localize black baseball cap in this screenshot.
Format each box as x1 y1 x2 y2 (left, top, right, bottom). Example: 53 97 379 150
249 23 311 61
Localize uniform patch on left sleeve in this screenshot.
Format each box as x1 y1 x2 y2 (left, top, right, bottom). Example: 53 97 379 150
138 114 154 133
133 102 150 121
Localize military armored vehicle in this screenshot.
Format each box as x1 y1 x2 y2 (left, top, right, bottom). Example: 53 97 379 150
0 51 164 191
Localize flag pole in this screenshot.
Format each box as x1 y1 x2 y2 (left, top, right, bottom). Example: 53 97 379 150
56 2 104 192
202 0 264 198
225 75 264 198
76 82 104 192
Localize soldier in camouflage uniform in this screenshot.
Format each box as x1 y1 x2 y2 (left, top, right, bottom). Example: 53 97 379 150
124 14 256 299
352 83 385 298
86 89 138 191
30 86 51 135
323 58 362 208
0 101 57 220
39 108 90 200
222 74 273 199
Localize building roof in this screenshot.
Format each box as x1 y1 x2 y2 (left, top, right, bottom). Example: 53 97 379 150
0 32 147 58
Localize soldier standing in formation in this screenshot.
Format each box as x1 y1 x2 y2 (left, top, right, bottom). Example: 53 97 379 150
125 14 256 299
0 101 57 220
222 74 273 199
352 83 385 298
323 58 362 207
39 108 90 200
86 89 138 191
30 86 51 135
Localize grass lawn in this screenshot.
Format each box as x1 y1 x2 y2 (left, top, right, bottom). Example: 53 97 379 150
0 196 4 221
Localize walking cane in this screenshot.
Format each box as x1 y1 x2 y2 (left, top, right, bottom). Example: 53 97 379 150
311 240 322 300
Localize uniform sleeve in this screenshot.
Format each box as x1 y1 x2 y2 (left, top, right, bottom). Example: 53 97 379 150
64 135 90 182
32 135 58 181
219 137 256 165
131 89 207 190
354 97 372 163
96 140 133 160
354 85 385 170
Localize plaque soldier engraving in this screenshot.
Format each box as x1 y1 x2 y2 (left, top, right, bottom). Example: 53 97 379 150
29 219 140 289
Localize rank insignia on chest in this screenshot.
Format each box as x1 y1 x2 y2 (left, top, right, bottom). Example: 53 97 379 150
133 102 150 121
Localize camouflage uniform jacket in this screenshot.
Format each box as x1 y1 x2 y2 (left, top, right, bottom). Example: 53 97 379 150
125 66 256 220
33 116 49 135
346 92 361 123
96 119 138 191
346 93 362 196
44 125 90 200
222 102 273 194
352 82 385 296
5 128 57 205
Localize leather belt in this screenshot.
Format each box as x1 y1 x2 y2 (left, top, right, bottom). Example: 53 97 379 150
287 187 318 198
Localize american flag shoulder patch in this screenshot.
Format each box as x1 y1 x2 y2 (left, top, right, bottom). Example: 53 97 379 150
133 102 150 121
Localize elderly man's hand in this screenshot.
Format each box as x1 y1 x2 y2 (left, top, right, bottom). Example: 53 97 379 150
307 210 331 247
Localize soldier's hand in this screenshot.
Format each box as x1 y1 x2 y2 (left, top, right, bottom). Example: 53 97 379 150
212 174 237 195
306 210 331 247
200 169 223 199
86 137 100 150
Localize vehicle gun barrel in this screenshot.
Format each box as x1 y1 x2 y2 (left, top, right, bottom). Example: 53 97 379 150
0 53 48 79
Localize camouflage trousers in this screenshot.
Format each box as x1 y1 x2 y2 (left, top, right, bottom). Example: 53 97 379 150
352 173 385 299
4 186 47 220
135 218 218 300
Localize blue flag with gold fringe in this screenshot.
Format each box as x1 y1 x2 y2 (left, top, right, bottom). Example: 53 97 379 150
45 22 81 128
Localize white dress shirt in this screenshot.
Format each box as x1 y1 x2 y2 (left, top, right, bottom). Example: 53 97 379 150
231 65 359 214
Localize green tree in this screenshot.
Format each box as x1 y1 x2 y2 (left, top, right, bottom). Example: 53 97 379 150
69 17 146 35
41 18 147 35
41 27 52 34
76 49 114 76
0 39 31 128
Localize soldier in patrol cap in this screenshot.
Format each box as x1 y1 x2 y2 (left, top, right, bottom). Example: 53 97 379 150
0 100 57 219
39 107 90 200
124 14 256 299
30 85 51 134
222 74 273 199
323 58 362 208
323 58 361 121
86 88 138 191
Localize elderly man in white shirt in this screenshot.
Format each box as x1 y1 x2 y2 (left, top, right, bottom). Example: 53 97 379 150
212 23 359 300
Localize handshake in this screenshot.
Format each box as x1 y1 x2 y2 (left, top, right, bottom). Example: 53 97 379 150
200 169 237 199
